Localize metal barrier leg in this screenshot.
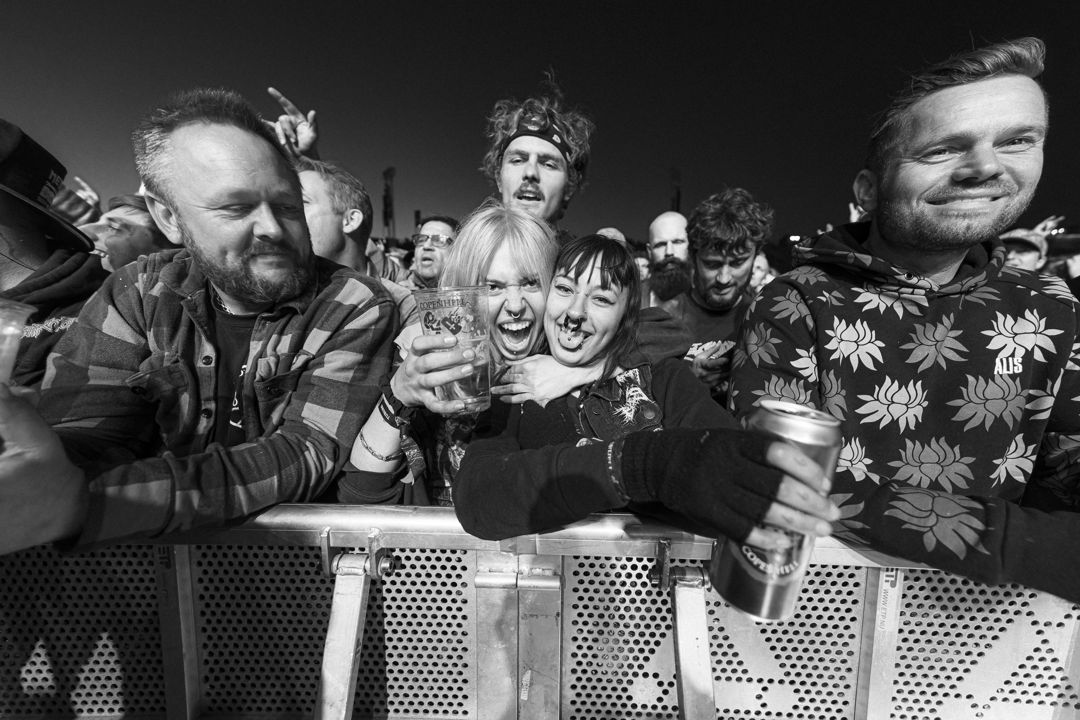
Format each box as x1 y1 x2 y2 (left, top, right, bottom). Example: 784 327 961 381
517 555 562 719
315 552 373 720
156 545 202 720
474 551 521 720
854 566 903 719
670 567 717 720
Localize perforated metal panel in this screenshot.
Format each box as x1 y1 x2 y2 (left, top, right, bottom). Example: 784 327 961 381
563 557 866 719
563 556 680 719
193 545 475 719
708 565 864 719
0 545 165 718
892 569 1080 720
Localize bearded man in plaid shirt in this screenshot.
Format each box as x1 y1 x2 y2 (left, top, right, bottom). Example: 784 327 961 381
0 88 397 553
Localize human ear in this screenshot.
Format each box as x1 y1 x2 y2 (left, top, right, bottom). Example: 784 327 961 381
144 193 183 246
852 170 878 214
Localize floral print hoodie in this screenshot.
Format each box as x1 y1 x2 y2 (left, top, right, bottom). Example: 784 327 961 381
730 222 1080 601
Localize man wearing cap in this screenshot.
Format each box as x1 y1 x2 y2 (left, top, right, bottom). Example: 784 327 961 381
0 119 108 386
479 88 595 239
999 227 1048 273
0 88 397 555
78 193 173 272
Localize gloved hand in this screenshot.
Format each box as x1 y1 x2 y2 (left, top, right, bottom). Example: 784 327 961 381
620 427 837 547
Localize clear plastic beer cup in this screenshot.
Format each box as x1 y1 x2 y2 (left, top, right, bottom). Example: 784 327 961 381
414 286 491 415
0 299 33 385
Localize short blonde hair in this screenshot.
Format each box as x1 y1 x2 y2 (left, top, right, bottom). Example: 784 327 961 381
440 201 558 297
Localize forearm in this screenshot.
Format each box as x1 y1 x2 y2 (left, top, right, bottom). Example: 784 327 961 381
68 426 341 550
455 438 622 540
840 481 1080 602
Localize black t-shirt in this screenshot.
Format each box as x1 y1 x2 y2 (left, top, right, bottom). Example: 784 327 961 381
209 306 258 447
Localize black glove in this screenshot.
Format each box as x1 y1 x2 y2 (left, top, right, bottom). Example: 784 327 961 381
620 427 782 542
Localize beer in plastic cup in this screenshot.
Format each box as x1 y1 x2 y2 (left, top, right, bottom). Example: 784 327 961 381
0 299 32 385
414 286 491 415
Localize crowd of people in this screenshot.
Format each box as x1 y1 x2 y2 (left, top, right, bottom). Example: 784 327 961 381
0 36 1078 604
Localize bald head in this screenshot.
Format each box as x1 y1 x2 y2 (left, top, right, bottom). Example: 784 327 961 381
647 211 688 265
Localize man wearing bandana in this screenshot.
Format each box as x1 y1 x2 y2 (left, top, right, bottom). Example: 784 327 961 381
479 88 595 241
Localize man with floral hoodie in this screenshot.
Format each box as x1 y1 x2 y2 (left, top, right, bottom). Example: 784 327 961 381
730 37 1080 602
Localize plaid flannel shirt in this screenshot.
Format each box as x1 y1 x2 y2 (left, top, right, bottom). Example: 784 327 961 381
39 249 397 549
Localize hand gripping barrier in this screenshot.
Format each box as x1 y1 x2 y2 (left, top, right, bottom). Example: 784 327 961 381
2 505 1079 719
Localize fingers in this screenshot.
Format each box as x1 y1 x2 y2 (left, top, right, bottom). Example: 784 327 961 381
409 333 459 356
267 86 303 118
744 525 798 550
765 441 830 494
772 475 839 522
760 491 835 538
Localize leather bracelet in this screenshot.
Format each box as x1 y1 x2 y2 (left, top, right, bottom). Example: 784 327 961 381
356 428 403 462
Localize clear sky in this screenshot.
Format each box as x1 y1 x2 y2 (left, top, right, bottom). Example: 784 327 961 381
2 1 1077 242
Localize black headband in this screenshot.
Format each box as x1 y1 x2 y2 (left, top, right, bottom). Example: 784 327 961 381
501 110 572 165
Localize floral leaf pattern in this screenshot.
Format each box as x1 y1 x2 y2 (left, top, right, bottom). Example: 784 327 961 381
728 224 1080 588
983 309 1063 363
752 376 811 406
899 314 967 372
946 374 1024 431
855 377 926 431
819 370 848 420
854 286 928 319
824 318 884 371
771 288 810 325
884 488 988 559
743 324 782 368
888 438 975 492
790 347 817 382
838 438 880 484
991 436 1036 486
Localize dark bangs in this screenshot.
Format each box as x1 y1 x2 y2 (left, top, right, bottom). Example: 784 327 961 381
555 234 641 376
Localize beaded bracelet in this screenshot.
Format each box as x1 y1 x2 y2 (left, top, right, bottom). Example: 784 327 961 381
356 427 404 462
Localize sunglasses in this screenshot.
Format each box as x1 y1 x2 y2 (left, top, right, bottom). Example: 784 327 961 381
411 233 454 248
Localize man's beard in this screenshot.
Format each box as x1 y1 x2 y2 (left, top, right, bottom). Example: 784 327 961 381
650 257 692 301
179 220 313 306
876 181 1032 254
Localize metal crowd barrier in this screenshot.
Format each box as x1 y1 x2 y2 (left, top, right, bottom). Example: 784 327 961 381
2 505 1079 719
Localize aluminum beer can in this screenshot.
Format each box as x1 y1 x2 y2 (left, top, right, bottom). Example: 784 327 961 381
708 399 842 622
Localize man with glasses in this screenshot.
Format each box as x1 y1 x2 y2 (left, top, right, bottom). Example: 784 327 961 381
402 215 458 290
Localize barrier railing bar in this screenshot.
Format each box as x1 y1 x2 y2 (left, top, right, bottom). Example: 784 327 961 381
153 505 928 569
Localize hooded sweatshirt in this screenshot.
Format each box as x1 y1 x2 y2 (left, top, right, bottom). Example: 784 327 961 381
1 249 107 387
730 222 1080 602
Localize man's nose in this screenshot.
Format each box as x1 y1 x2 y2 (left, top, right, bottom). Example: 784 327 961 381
522 158 539 180
954 145 1005 183
252 204 285 240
